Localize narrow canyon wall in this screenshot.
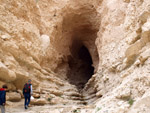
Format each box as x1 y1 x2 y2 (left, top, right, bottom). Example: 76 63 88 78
92 0 150 112
1 0 150 112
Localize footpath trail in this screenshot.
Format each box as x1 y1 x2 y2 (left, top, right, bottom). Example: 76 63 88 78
6 104 95 113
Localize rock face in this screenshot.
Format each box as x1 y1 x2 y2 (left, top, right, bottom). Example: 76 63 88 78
1 0 150 112
30 98 47 105
6 92 21 102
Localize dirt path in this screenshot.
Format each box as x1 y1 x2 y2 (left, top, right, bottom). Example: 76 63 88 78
6 103 95 113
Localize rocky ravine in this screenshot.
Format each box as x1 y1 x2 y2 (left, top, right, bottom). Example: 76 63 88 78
1 0 150 113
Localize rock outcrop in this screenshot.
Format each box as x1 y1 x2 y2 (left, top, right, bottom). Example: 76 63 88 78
6 92 21 102
1 0 150 113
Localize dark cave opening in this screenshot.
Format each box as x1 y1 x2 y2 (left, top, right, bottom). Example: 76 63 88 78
67 43 94 90
78 46 94 80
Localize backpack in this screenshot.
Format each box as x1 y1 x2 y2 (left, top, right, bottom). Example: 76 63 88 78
23 83 31 94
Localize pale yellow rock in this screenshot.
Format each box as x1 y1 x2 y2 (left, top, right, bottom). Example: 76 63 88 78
50 97 65 105
17 90 24 98
5 83 16 91
0 0 150 112
6 92 21 102
0 81 5 88
0 62 16 82
30 98 47 105
123 0 130 3
33 93 40 98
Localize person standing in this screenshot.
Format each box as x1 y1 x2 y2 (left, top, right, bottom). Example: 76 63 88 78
0 85 8 113
23 79 32 109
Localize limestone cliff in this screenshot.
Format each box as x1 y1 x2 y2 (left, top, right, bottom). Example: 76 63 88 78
1 0 150 113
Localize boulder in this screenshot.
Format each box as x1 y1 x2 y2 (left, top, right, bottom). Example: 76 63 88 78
33 93 40 98
5 83 16 91
17 90 24 98
6 92 21 102
30 98 47 105
0 81 5 87
0 62 16 82
0 81 16 91
50 97 64 105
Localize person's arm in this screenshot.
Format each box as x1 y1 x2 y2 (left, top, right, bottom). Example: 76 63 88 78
23 87 25 95
30 85 33 95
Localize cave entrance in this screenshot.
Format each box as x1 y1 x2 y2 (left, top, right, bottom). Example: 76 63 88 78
67 41 94 90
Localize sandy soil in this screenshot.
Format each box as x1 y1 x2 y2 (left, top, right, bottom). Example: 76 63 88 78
5 100 94 113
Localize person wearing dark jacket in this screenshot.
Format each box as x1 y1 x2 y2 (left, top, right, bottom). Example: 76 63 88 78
0 85 8 113
23 79 32 109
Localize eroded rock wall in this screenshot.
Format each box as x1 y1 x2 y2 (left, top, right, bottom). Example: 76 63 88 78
1 0 150 112
91 0 150 112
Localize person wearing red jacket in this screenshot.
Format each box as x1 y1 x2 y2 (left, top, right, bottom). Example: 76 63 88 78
0 85 8 113
23 80 33 109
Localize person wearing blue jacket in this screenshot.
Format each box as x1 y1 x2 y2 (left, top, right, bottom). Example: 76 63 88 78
0 85 8 113
23 79 33 109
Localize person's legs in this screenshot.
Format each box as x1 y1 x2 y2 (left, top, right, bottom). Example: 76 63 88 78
0 105 5 113
27 94 31 107
24 94 28 109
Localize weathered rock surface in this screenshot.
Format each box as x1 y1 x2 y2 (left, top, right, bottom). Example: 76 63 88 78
30 98 47 105
33 93 40 99
1 0 150 112
6 92 21 102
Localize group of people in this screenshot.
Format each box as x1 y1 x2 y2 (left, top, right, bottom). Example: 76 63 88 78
0 79 33 113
